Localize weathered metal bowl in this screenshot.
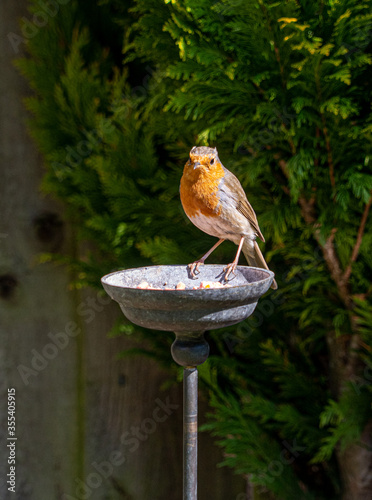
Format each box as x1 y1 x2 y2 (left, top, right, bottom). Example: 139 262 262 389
101 265 274 333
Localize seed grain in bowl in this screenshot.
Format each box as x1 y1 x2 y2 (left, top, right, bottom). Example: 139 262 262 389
136 280 230 290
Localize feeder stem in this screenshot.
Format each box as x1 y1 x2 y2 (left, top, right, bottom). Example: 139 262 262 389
183 367 198 500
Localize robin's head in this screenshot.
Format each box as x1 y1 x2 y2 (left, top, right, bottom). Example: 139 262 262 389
187 146 221 172
181 146 225 213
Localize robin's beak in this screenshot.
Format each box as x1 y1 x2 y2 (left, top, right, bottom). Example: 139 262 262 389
193 161 201 170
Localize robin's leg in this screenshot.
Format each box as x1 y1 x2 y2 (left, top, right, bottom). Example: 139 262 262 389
224 236 245 280
189 239 225 277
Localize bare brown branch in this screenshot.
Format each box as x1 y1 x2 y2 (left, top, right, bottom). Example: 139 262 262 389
275 155 354 310
321 229 353 309
342 195 372 284
298 197 353 310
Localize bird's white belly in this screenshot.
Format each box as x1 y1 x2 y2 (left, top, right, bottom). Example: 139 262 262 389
189 211 254 245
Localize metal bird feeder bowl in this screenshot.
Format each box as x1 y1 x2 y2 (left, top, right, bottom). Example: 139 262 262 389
101 264 274 500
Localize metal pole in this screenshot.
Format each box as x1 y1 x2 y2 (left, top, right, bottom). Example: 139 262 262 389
183 367 198 500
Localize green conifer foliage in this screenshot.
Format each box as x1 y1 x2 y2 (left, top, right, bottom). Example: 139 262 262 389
18 0 372 498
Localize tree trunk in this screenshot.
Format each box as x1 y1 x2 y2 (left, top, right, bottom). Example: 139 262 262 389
298 198 372 499
327 330 372 499
338 420 372 500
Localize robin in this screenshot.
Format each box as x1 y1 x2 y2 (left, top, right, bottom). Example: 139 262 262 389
180 146 277 289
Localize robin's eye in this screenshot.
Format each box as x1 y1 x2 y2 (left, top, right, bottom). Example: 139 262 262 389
210 158 215 165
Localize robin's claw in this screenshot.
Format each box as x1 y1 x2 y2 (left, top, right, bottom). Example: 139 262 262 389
188 260 203 277
223 263 237 281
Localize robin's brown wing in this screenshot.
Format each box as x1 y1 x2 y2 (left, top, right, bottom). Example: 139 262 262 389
220 167 265 242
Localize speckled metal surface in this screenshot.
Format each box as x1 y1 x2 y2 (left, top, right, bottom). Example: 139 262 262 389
101 264 274 332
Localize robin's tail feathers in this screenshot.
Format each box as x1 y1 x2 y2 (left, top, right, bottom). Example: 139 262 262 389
242 239 278 290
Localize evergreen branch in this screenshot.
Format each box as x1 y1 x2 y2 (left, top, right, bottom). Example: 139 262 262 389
276 156 316 213
252 81 265 97
298 196 317 224
321 115 336 193
275 157 349 311
283 124 296 156
257 0 286 88
354 283 372 302
342 194 372 285
314 58 336 194
274 155 290 185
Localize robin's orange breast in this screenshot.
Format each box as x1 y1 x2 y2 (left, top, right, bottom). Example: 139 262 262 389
180 162 224 220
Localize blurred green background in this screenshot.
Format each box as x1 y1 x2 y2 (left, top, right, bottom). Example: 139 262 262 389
1 0 372 499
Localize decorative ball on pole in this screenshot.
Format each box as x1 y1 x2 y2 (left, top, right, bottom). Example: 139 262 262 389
171 331 210 368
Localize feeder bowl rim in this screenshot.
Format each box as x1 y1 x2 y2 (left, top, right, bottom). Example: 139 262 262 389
101 264 275 292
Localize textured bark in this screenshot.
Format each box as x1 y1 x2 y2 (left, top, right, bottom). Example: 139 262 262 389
338 421 372 500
